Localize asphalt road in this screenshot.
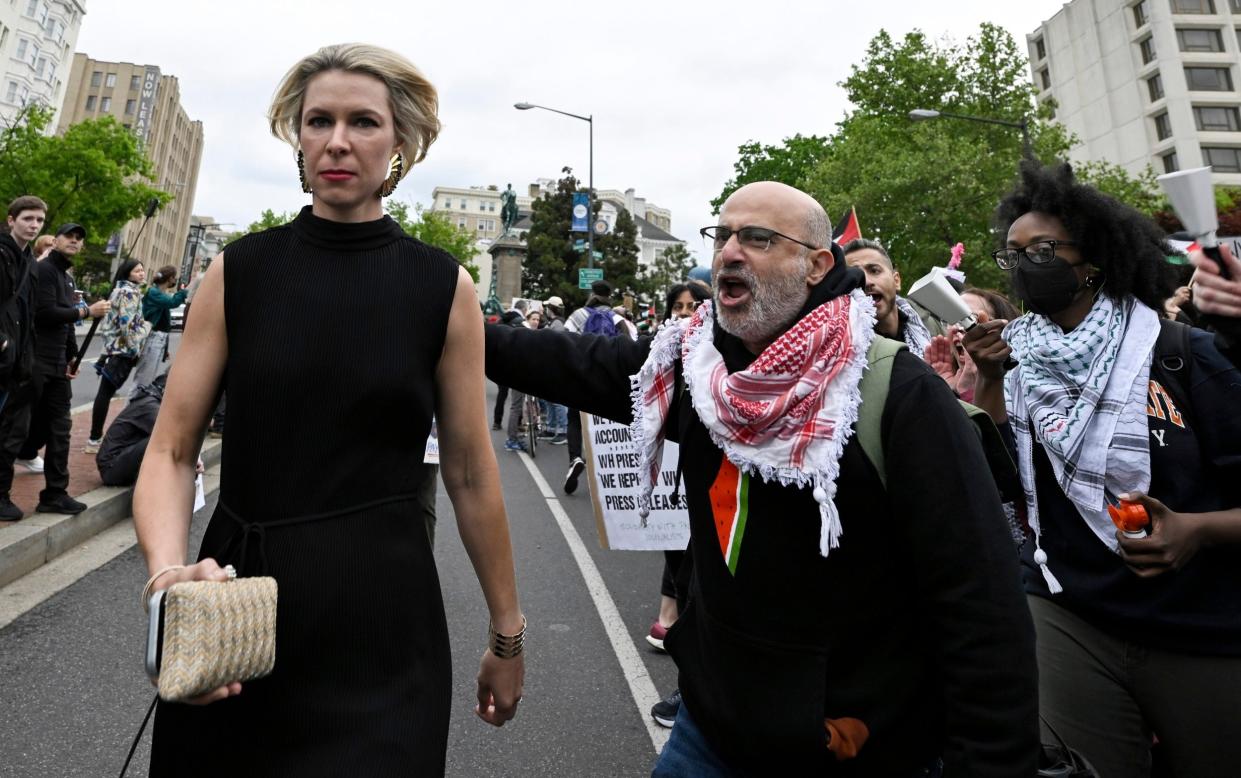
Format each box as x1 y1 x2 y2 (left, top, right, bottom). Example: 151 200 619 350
0 383 679 777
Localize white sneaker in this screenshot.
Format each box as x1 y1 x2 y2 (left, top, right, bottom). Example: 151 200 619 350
16 456 43 473
84 438 102 454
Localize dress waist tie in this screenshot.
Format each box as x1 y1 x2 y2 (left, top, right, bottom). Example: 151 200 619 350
217 493 418 576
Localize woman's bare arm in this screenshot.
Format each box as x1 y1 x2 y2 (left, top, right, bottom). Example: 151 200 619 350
435 266 523 726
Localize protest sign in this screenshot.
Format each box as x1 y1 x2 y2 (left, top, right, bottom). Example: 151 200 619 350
581 413 690 551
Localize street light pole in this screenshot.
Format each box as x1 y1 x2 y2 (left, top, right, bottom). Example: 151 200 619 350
909 108 1033 159
515 102 595 268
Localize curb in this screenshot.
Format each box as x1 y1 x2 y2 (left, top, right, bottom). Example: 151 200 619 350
0 438 222 589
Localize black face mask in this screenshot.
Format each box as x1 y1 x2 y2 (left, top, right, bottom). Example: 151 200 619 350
1011 256 1090 316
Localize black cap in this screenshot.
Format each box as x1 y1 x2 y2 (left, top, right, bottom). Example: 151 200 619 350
590 279 612 298
55 223 86 239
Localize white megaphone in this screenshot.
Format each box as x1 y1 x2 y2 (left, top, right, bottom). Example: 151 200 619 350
1158 165 1230 279
908 267 977 331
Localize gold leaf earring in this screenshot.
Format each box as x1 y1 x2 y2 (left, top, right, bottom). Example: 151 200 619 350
379 153 405 198
297 150 312 194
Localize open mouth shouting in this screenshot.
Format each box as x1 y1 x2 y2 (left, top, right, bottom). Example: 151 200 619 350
717 273 753 308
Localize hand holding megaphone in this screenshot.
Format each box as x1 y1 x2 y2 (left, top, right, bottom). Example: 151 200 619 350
910 267 1018 374
1158 166 1231 280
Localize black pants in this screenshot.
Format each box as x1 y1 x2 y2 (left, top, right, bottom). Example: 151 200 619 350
3 370 71 500
90 377 121 440
567 406 583 461
493 383 508 427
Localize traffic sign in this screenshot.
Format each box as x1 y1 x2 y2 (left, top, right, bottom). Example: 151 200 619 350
578 267 604 289
591 251 603 260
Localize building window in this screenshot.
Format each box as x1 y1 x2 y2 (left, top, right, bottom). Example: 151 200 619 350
85 94 95 110
1231 0 1241 10
488 202 496 212
478 220 496 232
459 200 468 209
1140 36 1157 62
1203 145 1241 170
1177 28 1225 50
457 217 467 229
15 38 27 60
100 96 111 111
1185 66 1234 90
1040 67 1051 89
479 201 487 211
5 81 17 104
1172 0 1216 12
1163 151 1180 172
104 73 116 88
24 0 37 16
1155 112 1173 139
33 56 44 78
1194 104 1241 129
1134 1 1150 26
90 70 101 87
1149 73 1165 100
1035 37 1046 60
129 75 140 91
125 98 135 115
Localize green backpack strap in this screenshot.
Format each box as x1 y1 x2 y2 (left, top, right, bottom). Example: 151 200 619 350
855 336 906 489
855 339 1021 501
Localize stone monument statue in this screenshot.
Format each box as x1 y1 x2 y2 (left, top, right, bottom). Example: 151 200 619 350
500 183 519 236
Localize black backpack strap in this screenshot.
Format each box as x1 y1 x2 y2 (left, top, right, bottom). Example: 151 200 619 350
1153 319 1196 433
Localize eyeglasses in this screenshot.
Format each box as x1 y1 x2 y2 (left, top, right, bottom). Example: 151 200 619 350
699 225 820 253
990 240 1080 271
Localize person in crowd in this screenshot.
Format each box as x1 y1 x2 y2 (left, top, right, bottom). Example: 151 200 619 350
132 43 523 776
647 278 712 730
95 374 209 487
501 299 533 452
488 181 1038 775
32 234 54 261
6 223 110 516
842 237 944 357
130 265 186 395
540 296 569 445
964 161 1241 778
1186 243 1241 367
0 196 43 428
526 308 543 329
924 287 1020 402
561 280 629 493
86 259 149 453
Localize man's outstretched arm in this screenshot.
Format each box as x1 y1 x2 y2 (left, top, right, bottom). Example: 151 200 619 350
484 323 650 424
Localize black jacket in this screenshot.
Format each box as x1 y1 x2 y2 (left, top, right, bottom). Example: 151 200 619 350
97 376 164 486
0 232 36 389
485 265 1038 776
33 250 81 374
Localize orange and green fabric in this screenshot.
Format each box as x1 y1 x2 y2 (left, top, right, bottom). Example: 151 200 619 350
709 458 750 575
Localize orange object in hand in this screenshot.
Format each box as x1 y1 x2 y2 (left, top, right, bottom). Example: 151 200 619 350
1108 500 1150 534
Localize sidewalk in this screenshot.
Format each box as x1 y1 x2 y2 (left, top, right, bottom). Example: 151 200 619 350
0 399 222 588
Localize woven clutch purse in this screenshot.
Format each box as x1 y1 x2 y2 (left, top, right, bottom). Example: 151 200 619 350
155 577 278 702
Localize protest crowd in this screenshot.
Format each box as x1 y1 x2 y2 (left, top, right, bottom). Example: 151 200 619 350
4 41 1241 778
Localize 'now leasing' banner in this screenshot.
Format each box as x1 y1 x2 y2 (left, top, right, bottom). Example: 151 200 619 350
581 413 690 551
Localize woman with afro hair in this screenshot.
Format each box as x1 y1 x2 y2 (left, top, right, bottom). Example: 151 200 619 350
964 161 1241 777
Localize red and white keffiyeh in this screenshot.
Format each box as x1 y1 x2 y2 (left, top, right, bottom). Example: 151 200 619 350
630 291 876 556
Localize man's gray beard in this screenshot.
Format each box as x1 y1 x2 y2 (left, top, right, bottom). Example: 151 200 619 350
715 258 810 345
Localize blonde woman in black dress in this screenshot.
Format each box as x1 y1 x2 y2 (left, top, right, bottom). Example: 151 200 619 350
133 43 524 776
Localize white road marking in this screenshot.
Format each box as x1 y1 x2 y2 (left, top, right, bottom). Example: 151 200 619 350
514 452 670 755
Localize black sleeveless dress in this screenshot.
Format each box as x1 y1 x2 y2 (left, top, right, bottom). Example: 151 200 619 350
149 207 460 776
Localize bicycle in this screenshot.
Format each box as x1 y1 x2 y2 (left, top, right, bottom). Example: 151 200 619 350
523 393 540 458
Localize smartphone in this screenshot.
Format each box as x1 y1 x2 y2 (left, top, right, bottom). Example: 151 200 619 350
145 591 166 681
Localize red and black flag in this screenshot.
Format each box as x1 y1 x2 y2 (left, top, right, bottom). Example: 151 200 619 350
832 207 862 246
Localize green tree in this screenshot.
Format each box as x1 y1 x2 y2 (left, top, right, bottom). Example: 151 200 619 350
802 24 1079 290
222 208 297 245
523 168 641 310
385 200 479 281
637 243 697 303
711 134 831 214
0 104 169 240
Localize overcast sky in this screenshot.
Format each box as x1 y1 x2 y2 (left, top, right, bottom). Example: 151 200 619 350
77 0 1060 264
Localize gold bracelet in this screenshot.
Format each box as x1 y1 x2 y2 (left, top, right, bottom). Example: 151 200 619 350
141 564 186 611
488 615 526 659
